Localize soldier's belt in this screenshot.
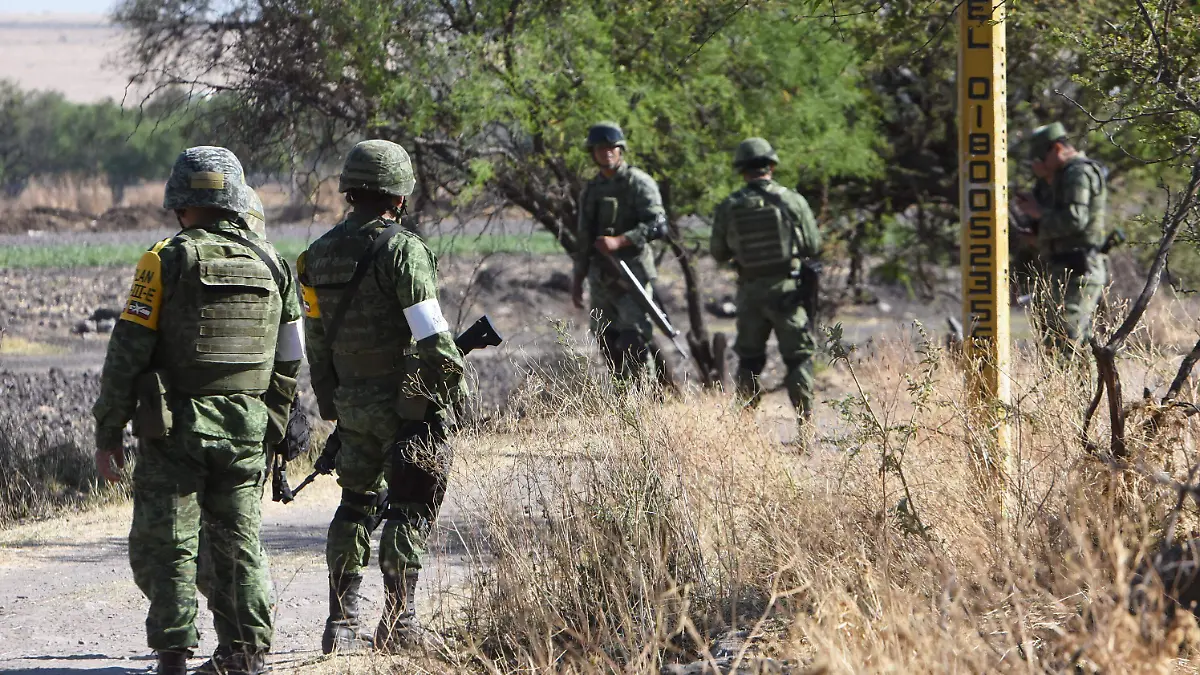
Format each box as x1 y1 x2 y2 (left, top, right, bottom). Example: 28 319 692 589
737 260 794 280
171 367 272 396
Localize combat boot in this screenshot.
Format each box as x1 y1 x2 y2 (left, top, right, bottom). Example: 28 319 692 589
156 649 190 675
375 571 441 653
322 573 374 654
194 644 266 675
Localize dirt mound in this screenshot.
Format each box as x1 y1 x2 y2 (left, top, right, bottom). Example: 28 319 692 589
0 204 174 234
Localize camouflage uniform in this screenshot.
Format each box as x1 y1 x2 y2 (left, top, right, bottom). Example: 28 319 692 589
299 140 465 653
711 138 822 418
574 121 667 378
92 147 303 674
1028 123 1109 356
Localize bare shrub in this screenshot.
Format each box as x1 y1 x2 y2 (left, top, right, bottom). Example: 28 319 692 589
438 330 1200 673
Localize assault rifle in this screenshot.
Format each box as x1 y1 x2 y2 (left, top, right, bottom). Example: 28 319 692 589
599 254 690 360
274 314 503 503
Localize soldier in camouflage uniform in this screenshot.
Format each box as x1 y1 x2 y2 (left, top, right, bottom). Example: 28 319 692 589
93 147 304 675
1014 122 1109 357
570 121 668 379
298 140 465 654
711 138 822 423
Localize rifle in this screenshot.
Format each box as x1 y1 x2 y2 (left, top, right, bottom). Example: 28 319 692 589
275 314 504 502
597 254 690 360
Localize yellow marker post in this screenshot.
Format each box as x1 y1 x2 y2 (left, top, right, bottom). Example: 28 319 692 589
959 1 1012 491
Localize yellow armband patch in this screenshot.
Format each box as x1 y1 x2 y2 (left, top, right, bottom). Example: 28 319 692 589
120 249 164 330
296 251 321 318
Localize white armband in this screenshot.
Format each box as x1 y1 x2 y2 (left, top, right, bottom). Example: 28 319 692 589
404 299 450 341
276 320 305 361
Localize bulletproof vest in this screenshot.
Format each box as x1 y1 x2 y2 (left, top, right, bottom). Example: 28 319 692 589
305 219 413 384
155 227 282 396
728 189 793 278
1055 157 1108 250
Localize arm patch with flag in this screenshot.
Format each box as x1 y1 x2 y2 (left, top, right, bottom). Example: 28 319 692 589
120 240 168 330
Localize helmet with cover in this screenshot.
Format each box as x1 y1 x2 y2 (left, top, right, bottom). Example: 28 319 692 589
586 121 627 150
1028 122 1068 160
241 186 266 236
338 139 416 197
732 137 780 170
163 146 251 213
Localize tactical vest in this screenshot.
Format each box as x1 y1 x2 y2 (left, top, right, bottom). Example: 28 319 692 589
305 220 413 384
1053 157 1108 251
155 228 282 396
728 191 794 278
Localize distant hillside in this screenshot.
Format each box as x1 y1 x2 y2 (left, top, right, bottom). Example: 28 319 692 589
0 13 135 104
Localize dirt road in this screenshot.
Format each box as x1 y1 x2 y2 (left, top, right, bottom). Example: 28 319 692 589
0 474 482 674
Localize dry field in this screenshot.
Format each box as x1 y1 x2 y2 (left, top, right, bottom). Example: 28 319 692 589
0 13 136 104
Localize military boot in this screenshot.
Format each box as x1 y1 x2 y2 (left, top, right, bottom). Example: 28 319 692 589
194 645 232 674
375 571 441 653
194 644 266 675
156 649 190 675
322 573 374 654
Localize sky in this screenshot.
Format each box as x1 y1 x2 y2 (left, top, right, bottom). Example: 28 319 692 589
0 0 113 13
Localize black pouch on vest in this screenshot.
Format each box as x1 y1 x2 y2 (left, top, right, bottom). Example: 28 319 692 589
135 369 174 440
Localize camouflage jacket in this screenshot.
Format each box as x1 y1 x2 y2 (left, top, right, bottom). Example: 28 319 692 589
1038 154 1107 256
92 218 303 450
298 209 465 423
710 178 821 276
574 162 666 285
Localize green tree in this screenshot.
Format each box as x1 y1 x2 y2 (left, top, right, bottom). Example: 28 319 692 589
115 0 881 380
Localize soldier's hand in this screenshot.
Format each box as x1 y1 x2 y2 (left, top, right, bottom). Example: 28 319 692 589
594 235 629 255
95 447 126 482
1014 194 1042 220
570 276 585 310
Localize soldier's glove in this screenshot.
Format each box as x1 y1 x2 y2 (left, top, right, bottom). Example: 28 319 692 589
313 429 341 475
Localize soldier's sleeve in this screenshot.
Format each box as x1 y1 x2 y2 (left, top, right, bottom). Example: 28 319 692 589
388 235 467 419
623 172 667 250
91 240 175 450
710 198 734 264
264 253 303 441
789 192 822 258
298 251 337 420
573 186 594 280
1038 164 1093 243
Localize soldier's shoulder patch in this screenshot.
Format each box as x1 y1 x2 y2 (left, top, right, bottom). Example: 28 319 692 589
119 249 164 330
296 252 321 319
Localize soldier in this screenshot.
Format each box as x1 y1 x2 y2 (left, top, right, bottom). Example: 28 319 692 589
93 147 304 675
298 140 466 653
570 121 668 379
1014 122 1109 357
710 138 821 426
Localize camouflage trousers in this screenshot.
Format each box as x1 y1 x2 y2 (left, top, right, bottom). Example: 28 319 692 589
732 275 816 417
588 275 656 381
129 432 272 652
1036 253 1108 359
327 399 450 580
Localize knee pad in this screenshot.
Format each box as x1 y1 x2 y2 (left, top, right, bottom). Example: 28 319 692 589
333 488 386 527
738 356 767 375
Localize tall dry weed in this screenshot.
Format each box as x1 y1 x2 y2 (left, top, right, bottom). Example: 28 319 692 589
434 328 1200 673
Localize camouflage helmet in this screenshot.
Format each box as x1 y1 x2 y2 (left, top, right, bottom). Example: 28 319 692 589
163 146 251 212
586 121 627 150
1028 122 1068 160
733 137 780 169
241 186 266 237
338 139 416 197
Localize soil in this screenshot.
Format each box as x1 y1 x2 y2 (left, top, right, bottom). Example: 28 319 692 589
0 205 177 236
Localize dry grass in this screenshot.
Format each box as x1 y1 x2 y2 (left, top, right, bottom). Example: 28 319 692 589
384 329 1200 674
0 175 161 215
